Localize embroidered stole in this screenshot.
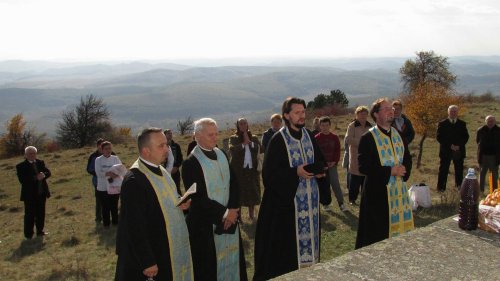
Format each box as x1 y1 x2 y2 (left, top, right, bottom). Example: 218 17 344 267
279 127 320 268
131 159 194 281
192 146 240 281
369 126 414 237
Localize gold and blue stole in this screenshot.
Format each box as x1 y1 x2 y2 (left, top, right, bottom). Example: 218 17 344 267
192 146 240 281
279 127 320 268
131 159 194 281
369 126 415 237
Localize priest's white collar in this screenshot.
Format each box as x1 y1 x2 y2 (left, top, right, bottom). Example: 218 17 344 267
139 157 160 168
198 144 214 152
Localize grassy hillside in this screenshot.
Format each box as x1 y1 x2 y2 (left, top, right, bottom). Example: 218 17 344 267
0 101 497 280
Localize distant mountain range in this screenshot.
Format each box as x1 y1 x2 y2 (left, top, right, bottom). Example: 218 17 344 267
0 56 499 135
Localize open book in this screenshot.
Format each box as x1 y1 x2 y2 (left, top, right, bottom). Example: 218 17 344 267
176 183 196 206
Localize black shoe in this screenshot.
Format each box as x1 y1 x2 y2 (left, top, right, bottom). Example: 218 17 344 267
36 231 48 237
349 201 357 206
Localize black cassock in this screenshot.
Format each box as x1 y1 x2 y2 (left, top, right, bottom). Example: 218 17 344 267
253 127 328 281
355 127 411 249
115 161 177 281
182 148 248 281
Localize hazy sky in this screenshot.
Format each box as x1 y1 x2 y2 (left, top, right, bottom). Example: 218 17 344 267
1 0 499 61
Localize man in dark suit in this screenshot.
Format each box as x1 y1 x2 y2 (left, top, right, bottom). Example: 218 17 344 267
16 146 51 239
436 105 469 192
164 129 183 194
392 100 415 180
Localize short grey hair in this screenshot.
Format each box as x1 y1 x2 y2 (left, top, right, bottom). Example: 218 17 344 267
485 115 495 122
25 146 37 154
448 105 458 112
194 118 217 134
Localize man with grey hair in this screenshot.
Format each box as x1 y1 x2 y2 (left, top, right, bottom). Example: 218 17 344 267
182 118 247 281
16 146 51 239
437 105 469 192
476 115 500 192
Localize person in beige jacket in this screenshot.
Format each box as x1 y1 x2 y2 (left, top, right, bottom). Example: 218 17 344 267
345 106 372 205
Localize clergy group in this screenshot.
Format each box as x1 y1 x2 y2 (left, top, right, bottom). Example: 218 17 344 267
113 96 416 281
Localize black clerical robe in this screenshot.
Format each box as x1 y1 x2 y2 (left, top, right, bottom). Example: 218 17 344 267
355 127 411 249
115 160 181 281
253 127 328 281
182 148 248 281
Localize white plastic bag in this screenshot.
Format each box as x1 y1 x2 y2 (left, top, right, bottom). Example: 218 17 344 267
409 188 419 210
409 184 432 209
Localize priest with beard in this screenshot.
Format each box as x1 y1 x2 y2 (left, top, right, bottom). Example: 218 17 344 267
253 97 329 281
182 117 248 281
355 98 414 249
115 128 193 281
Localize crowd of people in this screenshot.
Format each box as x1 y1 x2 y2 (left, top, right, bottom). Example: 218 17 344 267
15 96 499 280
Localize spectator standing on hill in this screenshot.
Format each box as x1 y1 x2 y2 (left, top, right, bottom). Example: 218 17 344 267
356 98 414 249
229 118 262 222
315 116 346 212
254 97 328 281
436 105 469 192
182 118 247 281
391 100 415 146
310 116 320 136
95 141 122 228
345 106 372 205
164 129 184 194
342 136 350 194
476 115 500 192
16 146 51 239
187 136 197 155
261 113 282 153
115 128 193 281
391 100 415 180
86 138 104 223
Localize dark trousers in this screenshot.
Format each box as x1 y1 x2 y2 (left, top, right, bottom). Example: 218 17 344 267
438 155 464 191
349 174 365 203
97 191 119 226
172 170 182 195
24 196 46 238
94 187 102 222
479 155 499 192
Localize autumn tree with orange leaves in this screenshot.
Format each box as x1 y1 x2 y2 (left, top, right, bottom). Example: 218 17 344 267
0 113 46 158
401 82 461 168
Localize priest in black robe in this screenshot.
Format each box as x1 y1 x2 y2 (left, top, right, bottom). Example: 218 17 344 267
355 98 414 249
182 118 248 281
115 128 193 281
253 97 329 281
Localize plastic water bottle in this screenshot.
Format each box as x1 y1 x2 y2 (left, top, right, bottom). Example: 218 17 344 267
458 168 480 230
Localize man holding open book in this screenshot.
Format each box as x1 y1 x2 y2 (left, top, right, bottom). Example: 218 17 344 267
115 128 193 281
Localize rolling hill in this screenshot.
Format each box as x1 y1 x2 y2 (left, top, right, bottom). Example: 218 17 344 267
0 57 499 135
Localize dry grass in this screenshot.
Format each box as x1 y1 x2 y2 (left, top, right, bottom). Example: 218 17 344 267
0 101 497 280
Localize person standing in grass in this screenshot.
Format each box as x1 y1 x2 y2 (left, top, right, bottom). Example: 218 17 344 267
355 98 414 249
95 141 121 228
115 128 193 281
16 146 51 239
229 118 262 222
476 115 500 192
261 113 282 153
254 97 328 281
182 118 247 281
436 105 469 192
315 116 346 212
86 138 104 223
345 106 372 205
